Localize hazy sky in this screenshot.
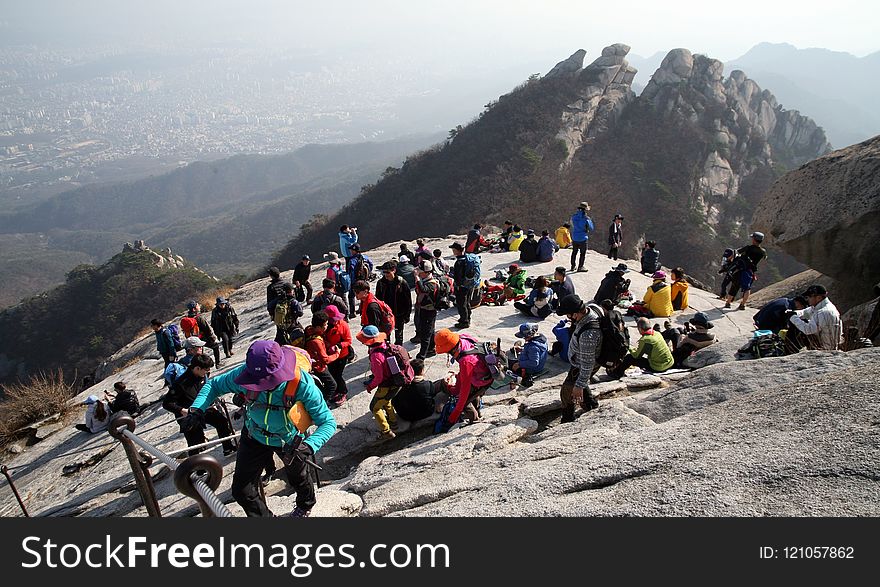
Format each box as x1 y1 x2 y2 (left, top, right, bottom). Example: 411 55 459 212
3 0 878 63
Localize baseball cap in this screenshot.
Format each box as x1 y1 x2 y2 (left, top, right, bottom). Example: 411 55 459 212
449 242 464 251
803 284 827 297
751 231 765 242
83 394 100 405
515 323 539 339
185 336 206 349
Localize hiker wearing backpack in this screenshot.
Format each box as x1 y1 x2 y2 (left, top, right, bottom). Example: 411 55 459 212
725 232 768 311
396 255 417 289
628 271 673 318
358 325 414 441
354 280 395 339
266 266 288 319
466 224 491 254
536 230 559 263
184 340 336 517
555 294 601 423
640 240 661 275
323 304 352 406
376 261 413 346
151 319 179 368
105 381 139 417
595 299 631 373
303 311 341 404
324 252 353 314
450 242 481 328
179 336 206 367
518 229 540 263
514 276 556 319
338 225 358 259
608 214 624 260
293 255 313 304
162 353 236 457
433 328 495 432
347 243 374 315
570 202 594 272
594 263 631 306
718 248 736 299
555 222 572 249
211 297 239 359
670 268 690 311
413 260 442 359
185 301 222 367
510 323 548 388
609 317 674 379
274 283 305 346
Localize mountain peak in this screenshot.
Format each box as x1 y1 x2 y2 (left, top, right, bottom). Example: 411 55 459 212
546 49 587 77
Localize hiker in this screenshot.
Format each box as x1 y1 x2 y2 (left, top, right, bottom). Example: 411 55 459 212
670 267 689 311
311 278 350 319
608 214 624 260
570 201 594 272
718 248 736 299
450 242 481 329
359 325 413 441
323 305 352 406
433 328 494 431
600 299 631 368
391 358 444 422
185 340 336 517
640 240 660 275
514 276 556 319
162 354 236 457
303 311 340 404
151 318 179 368
396 255 417 289
292 255 313 303
375 261 413 346
725 232 767 310
432 248 449 275
413 260 441 359
75 395 110 434
397 243 414 262
503 263 528 300
786 284 843 352
555 295 601 422
629 271 673 318
179 336 206 367
466 223 491 254
609 317 675 378
555 222 572 249
510 323 548 387
183 301 222 367
353 279 394 336
671 312 716 367
499 220 515 251
347 243 374 318
507 225 525 252
754 296 808 333
536 230 559 263
593 263 631 306
338 224 358 259
265 266 288 319
211 297 239 359
518 229 540 263
549 266 576 308
273 283 305 346
105 381 139 416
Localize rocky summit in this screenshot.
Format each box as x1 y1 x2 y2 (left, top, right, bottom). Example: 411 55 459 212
2 237 877 518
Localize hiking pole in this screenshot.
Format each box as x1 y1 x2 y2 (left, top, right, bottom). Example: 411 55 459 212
217 398 239 449
1 465 29 517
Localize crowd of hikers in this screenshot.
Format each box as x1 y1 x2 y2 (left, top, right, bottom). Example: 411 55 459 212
74 201 849 518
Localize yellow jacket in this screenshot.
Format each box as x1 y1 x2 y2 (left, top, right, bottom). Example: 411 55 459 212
643 280 673 318
508 231 525 252
555 226 572 248
671 280 689 310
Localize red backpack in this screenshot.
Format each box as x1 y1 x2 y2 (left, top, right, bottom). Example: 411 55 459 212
375 299 396 332
180 316 199 338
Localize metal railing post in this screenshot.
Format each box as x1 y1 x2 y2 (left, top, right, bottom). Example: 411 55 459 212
1 464 29 517
108 413 162 517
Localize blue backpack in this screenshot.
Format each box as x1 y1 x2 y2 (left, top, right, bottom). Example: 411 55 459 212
166 324 184 351
163 362 187 387
333 265 352 293
463 253 481 287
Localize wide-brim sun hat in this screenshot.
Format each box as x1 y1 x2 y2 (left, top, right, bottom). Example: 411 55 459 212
691 312 714 329
357 325 387 346
233 340 300 392
434 328 461 354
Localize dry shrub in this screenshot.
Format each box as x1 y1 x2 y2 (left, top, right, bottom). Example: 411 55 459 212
0 370 77 446
196 286 237 313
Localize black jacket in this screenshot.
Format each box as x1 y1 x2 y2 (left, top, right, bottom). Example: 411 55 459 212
392 378 441 422
109 390 139 415
211 305 239 335
594 271 630 305
311 291 349 317
608 222 622 247
292 262 311 285
640 248 660 274
519 237 539 263
266 278 287 314
375 275 413 321
162 370 206 416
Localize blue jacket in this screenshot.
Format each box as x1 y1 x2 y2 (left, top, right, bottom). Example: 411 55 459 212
155 327 175 356
190 365 336 452
339 231 358 258
517 334 548 373
347 253 374 280
536 236 558 262
570 210 594 242
552 320 571 364
525 287 555 307
754 297 796 333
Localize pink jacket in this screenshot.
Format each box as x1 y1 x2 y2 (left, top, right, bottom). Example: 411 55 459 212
447 336 492 424
366 343 392 391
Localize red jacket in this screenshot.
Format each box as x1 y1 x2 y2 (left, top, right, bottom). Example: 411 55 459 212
304 326 339 372
447 336 493 424
324 319 353 360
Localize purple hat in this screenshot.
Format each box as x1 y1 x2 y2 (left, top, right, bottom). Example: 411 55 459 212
234 340 297 392
324 304 345 322
652 270 667 280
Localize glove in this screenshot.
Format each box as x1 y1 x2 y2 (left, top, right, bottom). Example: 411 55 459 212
231 394 245 408
281 438 314 466
180 409 205 433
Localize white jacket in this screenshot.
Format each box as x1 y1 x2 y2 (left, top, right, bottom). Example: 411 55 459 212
789 297 843 351
85 401 110 433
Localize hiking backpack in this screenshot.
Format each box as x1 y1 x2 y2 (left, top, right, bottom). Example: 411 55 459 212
334 265 352 293
166 324 184 351
463 253 481 287
435 276 452 310
353 256 371 282
163 362 187 387
274 298 303 329
456 335 507 380
586 303 627 367
381 343 414 387
180 316 199 338
373 299 396 332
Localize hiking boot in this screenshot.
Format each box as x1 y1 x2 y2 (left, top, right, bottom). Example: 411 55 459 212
223 446 237 457
331 393 347 407
377 430 396 441
560 406 576 423
724 301 731 309
582 396 599 411
737 304 746 311
287 506 312 518
410 335 422 344
389 419 399 430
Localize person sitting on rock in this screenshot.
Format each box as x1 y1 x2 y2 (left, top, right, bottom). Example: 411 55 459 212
593 263 631 307
510 323 549 388
105 381 139 416
753 296 807 333
670 267 690 311
671 312 717 367
508 225 525 252
433 328 495 432
514 276 556 319
786 284 843 352
466 224 491 254
640 240 660 275
536 230 559 263
75 394 110 434
499 220 515 251
518 229 540 263
391 358 445 423
503 263 527 299
555 294 601 423
609 317 675 379
549 266 576 310
555 222 572 249
628 271 673 318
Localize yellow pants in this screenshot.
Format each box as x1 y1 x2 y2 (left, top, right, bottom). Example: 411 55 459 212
370 386 399 434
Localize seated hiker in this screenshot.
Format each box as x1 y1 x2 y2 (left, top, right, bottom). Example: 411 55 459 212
609 317 674 378
359 325 413 441
498 220 514 251
785 284 843 352
754 295 807 333
670 267 689 311
599 299 630 372
510 323 549 387
391 358 445 423
536 230 559 262
484 263 528 303
162 354 236 457
549 317 572 362
414 239 431 259
518 229 540 263
433 328 495 432
303 311 341 404
508 225 525 252
640 240 660 274
75 395 110 434
555 222 572 249
514 276 556 319
593 263 631 306
672 312 716 367
628 271 673 318
466 224 492 254
105 381 139 416
549 266 576 309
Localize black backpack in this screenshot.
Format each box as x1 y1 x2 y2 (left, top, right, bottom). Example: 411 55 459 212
435 276 452 310
586 303 628 367
354 255 371 282
456 335 507 380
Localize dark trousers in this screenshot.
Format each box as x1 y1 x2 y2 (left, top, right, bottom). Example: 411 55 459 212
231 428 315 517
302 281 313 302
608 246 619 260
218 331 234 357
203 341 221 365
416 309 437 359
455 286 473 326
672 343 696 367
719 274 733 297
570 241 587 270
327 354 350 400
312 369 336 402
393 314 407 346
162 354 177 368
347 289 357 318
514 301 553 319
183 407 235 456
615 355 654 374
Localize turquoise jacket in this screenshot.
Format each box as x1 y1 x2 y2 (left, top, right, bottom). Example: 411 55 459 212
190 365 336 452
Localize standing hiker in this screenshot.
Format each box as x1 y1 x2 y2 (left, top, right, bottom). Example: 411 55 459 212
358 325 413 441
570 201 594 272
183 301 222 367
725 232 767 310
555 295 601 423
413 260 441 359
323 305 352 406
292 255 314 304
211 296 239 359
338 224 358 260
151 318 179 368
608 214 623 260
450 242 481 329
265 266 288 319
375 261 413 346
303 311 340 404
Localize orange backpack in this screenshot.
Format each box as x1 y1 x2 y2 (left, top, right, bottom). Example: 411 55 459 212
180 316 199 338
